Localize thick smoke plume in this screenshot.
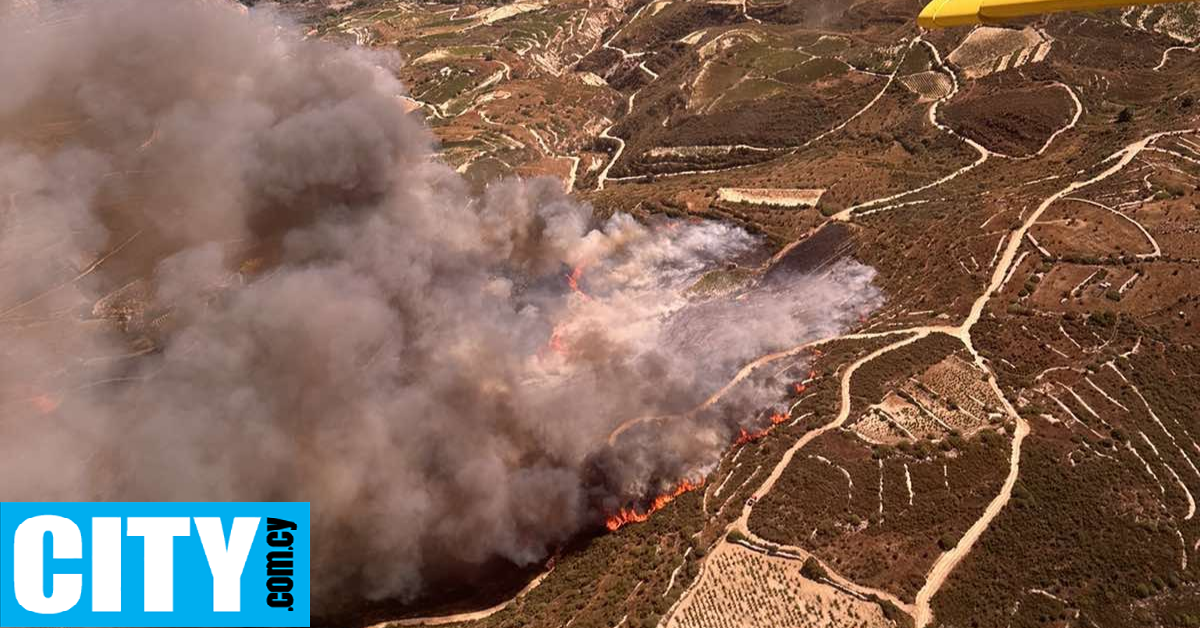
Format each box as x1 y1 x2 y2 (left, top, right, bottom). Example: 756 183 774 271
0 0 880 609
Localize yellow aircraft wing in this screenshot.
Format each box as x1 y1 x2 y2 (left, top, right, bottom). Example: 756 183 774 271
919 0 1194 27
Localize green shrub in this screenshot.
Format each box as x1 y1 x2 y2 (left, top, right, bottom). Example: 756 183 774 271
800 557 829 581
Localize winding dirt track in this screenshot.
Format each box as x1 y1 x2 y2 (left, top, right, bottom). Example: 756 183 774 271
366 569 553 628
1154 44 1199 71
907 128 1198 626
964 129 1197 338
1024 82 1083 160
1060 196 1161 259
835 51 1084 221
606 327 943 447
912 408 1029 627
602 39 914 185
368 14 1200 612
596 90 638 191
695 127 1200 627
832 39 986 220
382 126 1200 628
731 536 915 613
735 331 929 528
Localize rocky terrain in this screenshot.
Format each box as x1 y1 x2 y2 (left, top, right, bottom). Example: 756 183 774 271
7 0 1200 626
300 0 1200 626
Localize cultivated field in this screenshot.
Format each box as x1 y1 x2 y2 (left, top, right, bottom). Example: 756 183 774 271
667 542 890 628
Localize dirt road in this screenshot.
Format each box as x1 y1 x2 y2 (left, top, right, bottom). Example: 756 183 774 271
734 330 929 529
368 569 552 628
912 412 1029 626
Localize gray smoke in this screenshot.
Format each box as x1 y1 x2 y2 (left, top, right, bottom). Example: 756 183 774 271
0 0 881 608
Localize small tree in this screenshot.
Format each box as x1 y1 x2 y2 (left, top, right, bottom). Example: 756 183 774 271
800 557 829 581
1117 107 1134 124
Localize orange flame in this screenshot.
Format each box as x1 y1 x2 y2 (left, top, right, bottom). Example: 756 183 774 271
546 329 567 356
138 125 159 151
605 506 650 531
793 382 806 394
605 477 705 531
604 409 791 532
30 394 59 415
733 411 789 447
735 426 769 446
566 266 589 300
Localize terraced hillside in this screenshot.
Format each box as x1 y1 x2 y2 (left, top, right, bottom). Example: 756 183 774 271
207 0 1200 626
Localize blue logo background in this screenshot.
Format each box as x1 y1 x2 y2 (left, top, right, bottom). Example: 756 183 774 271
0 502 309 627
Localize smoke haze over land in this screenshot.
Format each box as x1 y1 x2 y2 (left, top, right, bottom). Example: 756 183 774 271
0 0 880 607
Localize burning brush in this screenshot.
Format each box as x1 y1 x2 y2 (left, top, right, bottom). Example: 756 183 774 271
604 408 787 530
605 477 706 531
0 0 885 610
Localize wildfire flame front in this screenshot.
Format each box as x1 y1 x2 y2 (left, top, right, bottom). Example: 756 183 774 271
605 477 705 531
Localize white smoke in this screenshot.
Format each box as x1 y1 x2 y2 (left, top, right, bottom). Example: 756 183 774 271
0 0 882 610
